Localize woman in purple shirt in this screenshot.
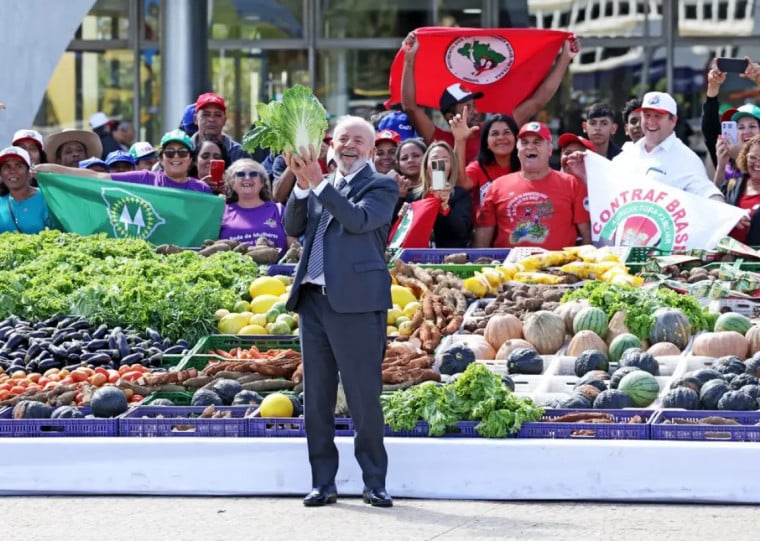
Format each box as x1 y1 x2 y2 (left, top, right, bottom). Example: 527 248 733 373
35 129 212 194
219 158 288 252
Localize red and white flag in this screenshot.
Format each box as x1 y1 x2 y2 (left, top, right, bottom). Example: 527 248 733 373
386 27 573 115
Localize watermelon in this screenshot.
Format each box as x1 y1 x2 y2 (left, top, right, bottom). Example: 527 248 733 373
573 307 608 338
618 370 660 407
714 312 752 335
609 333 643 364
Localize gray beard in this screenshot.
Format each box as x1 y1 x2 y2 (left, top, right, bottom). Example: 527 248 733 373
337 157 368 176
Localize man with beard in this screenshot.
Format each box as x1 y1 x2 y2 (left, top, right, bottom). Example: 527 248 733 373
283 116 398 509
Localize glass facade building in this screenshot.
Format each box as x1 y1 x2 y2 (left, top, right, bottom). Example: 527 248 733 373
32 0 760 146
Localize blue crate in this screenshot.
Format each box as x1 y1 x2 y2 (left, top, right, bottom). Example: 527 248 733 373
265 264 297 277
518 409 652 440
395 248 510 265
650 410 760 442
118 406 252 437
0 407 117 437
385 420 483 437
249 417 353 437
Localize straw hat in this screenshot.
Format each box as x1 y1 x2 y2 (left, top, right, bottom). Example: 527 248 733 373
44 129 103 162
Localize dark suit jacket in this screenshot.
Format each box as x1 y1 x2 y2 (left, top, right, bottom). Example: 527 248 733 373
283 165 399 313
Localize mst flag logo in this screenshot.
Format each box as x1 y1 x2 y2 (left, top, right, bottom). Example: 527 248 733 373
445 36 514 84
102 187 166 240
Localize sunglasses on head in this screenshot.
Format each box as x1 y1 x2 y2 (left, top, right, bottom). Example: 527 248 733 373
163 148 191 158
234 170 260 179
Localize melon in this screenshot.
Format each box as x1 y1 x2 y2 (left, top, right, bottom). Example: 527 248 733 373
572 306 608 338
618 370 660 407
608 333 643 364
90 386 129 418
714 312 752 335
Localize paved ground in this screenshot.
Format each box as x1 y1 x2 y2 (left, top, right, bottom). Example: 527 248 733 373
3 497 759 541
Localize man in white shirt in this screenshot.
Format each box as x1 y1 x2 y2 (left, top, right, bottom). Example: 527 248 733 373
565 91 725 201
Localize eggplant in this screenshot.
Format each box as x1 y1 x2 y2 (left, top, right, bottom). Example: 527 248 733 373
116 333 131 358
92 324 109 339
28 329 50 339
176 339 190 349
50 333 66 346
119 352 144 366
48 344 69 358
87 353 112 366
41 315 62 327
70 319 90 330
56 316 74 329
8 351 26 361
145 328 163 342
25 342 42 362
5 332 27 351
85 339 110 351
0 326 14 341
26 360 38 373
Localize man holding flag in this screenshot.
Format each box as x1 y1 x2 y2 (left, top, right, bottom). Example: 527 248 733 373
396 28 579 165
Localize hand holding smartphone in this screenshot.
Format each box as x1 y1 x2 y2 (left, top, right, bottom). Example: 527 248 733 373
721 121 739 146
210 159 225 183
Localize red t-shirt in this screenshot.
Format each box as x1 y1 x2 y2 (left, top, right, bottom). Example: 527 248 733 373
465 160 512 220
729 192 760 243
477 170 590 250
432 126 481 164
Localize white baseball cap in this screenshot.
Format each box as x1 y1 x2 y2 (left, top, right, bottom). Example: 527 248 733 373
12 129 44 149
636 92 678 116
89 111 116 129
0 146 32 168
129 141 157 160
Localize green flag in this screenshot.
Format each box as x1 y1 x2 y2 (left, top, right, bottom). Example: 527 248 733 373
36 173 223 247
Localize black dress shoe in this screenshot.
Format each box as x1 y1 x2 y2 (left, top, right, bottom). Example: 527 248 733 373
303 486 338 507
362 488 393 507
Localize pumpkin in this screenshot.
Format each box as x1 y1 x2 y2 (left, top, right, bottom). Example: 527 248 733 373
554 300 589 334
495 339 536 361
522 310 566 354
691 331 749 359
746 326 760 356
443 335 496 360
566 330 608 357
605 310 630 346
647 342 681 357
483 313 523 349
649 307 691 350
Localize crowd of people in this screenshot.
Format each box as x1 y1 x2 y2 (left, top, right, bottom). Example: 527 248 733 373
4 33 760 249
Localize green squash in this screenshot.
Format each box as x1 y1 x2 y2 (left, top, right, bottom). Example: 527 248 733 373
649 307 691 351
506 348 543 375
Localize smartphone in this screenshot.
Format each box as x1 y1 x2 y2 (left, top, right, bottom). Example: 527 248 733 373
717 57 749 74
431 159 447 190
210 159 225 182
722 121 739 146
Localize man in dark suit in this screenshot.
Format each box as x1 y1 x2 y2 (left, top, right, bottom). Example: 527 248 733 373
284 116 399 508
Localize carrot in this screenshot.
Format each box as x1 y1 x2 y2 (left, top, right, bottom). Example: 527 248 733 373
214 349 234 359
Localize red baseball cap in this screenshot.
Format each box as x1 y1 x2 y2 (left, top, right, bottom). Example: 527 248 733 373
558 133 596 152
517 121 552 142
375 129 401 145
195 92 226 113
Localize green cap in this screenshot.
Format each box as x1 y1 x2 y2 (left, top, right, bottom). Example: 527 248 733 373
160 129 194 151
732 104 760 123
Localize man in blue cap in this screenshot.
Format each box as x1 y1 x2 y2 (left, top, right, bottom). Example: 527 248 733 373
79 156 108 173
105 150 136 173
179 104 198 137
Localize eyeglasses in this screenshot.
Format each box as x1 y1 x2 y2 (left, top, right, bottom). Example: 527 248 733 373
234 171 260 179
163 148 191 158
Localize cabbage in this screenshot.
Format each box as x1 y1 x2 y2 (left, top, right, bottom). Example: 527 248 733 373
243 84 328 159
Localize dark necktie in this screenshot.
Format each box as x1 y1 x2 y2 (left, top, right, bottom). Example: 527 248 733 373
307 177 347 278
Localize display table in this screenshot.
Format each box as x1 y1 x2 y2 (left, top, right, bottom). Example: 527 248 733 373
2 436 760 502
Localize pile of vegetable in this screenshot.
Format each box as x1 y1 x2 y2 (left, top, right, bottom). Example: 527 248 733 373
243 84 328 158
0 231 255 343
562 281 716 341
156 237 281 264
381 362 543 438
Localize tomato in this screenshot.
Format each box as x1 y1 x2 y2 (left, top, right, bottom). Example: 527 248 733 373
26 373 41 384
43 368 60 377
43 381 58 391
11 371 26 379
107 370 119 384
118 365 131 375
60 376 74 385
130 394 144 403
0 390 9 400
26 384 41 393
89 373 107 387
0 383 11 392
123 388 134 399
58 369 70 378
9 385 26 395
94 367 108 377
37 376 50 387
70 370 89 383
120 371 144 382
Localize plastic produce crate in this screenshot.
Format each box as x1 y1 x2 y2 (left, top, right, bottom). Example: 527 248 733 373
518 408 652 440
395 248 510 264
139 391 193 406
118 406 252 437
188 334 301 358
0 407 117 437
384 420 483 437
265 264 297 277
249 417 353 437
650 410 760 442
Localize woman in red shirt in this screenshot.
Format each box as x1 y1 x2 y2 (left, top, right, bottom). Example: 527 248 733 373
456 114 520 220
725 134 760 243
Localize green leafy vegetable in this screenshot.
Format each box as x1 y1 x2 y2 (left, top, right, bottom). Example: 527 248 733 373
243 85 328 158
562 281 715 340
0 230 255 343
381 363 544 438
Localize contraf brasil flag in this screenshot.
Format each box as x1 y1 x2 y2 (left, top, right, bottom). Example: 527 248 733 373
36 172 224 248
584 153 745 251
386 27 572 115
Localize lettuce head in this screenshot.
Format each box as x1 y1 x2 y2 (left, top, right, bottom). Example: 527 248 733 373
243 84 328 159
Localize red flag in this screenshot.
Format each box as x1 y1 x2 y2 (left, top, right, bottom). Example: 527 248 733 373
386 27 573 115
388 197 442 249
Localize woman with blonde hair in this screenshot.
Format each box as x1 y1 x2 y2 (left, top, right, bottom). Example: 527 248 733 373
389 141 472 248
219 158 287 252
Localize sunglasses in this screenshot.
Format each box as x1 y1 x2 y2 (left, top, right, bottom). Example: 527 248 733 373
163 148 191 158
234 171 260 179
